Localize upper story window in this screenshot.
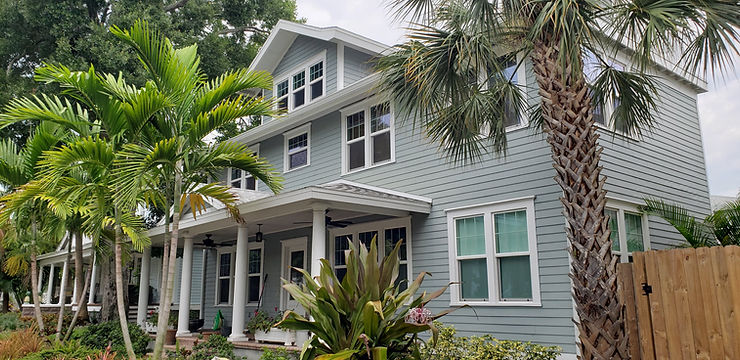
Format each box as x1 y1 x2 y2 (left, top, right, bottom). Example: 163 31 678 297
275 52 326 112
283 123 311 172
605 200 650 262
227 144 259 191
341 100 395 174
583 50 623 128
491 57 523 128
446 197 541 306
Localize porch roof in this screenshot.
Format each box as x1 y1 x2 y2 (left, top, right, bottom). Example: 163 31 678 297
147 180 432 239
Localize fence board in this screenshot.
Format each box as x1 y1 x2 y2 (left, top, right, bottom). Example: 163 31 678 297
682 248 711 360
696 247 725 360
712 247 737 359
723 246 740 357
656 250 683 359
671 249 697 358
644 251 670 359
631 252 655 360
617 262 641 360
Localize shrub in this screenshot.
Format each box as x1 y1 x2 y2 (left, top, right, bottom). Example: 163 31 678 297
19 340 97 360
0 312 26 332
70 321 149 356
420 324 561 360
0 328 44 360
247 309 281 334
260 347 298 360
189 335 237 360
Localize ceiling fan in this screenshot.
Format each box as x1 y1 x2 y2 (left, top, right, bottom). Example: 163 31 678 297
201 234 235 248
294 210 353 228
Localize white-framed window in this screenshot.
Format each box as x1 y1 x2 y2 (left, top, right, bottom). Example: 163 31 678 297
283 123 311 172
330 217 412 290
446 197 541 306
605 199 650 263
340 99 395 174
227 144 259 191
583 50 624 128
489 55 527 129
215 242 264 305
274 52 326 112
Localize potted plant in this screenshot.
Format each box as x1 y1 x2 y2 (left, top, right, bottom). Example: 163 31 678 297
165 311 178 345
145 309 158 333
247 309 295 346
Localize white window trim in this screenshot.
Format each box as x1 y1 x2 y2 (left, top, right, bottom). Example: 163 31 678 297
246 241 264 305
339 97 396 175
215 246 235 306
504 53 529 132
446 197 541 307
605 198 651 262
227 144 260 191
280 237 308 310
283 123 311 173
273 51 327 112
329 217 412 285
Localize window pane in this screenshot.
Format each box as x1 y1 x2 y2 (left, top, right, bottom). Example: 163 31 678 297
289 251 305 287
503 98 520 127
231 180 241 188
219 253 231 277
218 278 230 303
334 235 350 266
346 111 365 141
625 212 645 252
384 227 407 261
310 62 323 81
277 80 289 97
495 210 528 253
397 263 408 292
289 149 308 169
278 97 288 111
248 276 260 303
335 268 347 282
499 256 532 299
370 103 391 132
349 140 365 170
372 132 391 164
248 249 261 274
358 231 376 250
606 209 620 251
231 168 240 181
293 71 305 89
460 258 488 300
293 88 305 108
288 133 308 150
245 176 256 190
311 80 323 99
456 216 485 256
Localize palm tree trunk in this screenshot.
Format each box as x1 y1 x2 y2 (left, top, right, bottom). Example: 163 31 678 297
114 214 137 360
531 39 627 359
29 250 44 332
55 238 72 341
73 229 88 320
64 261 92 341
153 168 182 359
99 251 117 321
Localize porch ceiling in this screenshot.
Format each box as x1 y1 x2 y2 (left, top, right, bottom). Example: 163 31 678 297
146 180 431 244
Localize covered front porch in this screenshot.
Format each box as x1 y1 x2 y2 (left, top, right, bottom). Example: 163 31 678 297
140 180 431 343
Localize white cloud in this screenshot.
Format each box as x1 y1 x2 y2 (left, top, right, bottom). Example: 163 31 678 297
296 0 740 197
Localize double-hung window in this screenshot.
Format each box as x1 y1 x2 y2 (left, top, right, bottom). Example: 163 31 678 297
605 200 650 262
341 100 394 174
274 53 325 112
247 242 263 303
215 241 264 305
583 50 623 128
216 252 233 305
227 144 259 190
331 218 411 290
447 198 541 306
283 123 311 171
490 57 523 128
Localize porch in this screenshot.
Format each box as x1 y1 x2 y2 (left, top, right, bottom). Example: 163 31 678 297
140 180 431 342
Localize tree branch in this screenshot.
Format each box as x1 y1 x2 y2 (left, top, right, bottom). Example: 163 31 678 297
164 0 190 12
217 26 269 35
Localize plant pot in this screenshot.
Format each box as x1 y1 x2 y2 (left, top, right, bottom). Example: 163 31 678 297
254 329 296 346
165 329 177 345
144 322 157 333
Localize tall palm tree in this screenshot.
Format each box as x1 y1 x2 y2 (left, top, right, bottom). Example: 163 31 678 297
642 198 740 248
109 21 283 359
377 1 739 358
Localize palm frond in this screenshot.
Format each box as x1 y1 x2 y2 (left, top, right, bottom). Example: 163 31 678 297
0 140 27 187
193 68 273 116
590 65 659 137
188 95 274 143
1 94 92 136
641 198 716 247
708 200 740 246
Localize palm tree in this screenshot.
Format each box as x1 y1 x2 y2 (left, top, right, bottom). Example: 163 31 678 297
377 1 739 358
109 21 283 358
642 198 740 248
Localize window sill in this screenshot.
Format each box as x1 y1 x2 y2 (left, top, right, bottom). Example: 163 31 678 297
213 304 233 308
594 123 639 142
283 163 310 174
449 300 542 307
341 159 395 176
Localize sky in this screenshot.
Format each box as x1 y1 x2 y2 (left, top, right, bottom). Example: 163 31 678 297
296 0 740 197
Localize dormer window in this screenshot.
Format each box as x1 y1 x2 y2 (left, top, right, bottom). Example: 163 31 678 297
274 52 326 112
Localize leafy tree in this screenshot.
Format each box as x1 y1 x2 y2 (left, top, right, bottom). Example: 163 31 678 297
642 198 740 248
377 0 739 358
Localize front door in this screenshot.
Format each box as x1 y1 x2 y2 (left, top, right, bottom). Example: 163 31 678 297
281 238 307 312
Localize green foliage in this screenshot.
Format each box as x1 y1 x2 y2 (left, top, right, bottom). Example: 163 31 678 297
247 309 282 333
36 313 72 336
0 328 44 360
0 312 26 332
420 323 561 360
260 347 298 360
190 335 238 360
70 321 149 356
20 340 97 360
642 198 740 247
278 238 457 360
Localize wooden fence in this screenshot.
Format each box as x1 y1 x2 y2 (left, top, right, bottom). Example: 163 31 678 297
618 246 740 360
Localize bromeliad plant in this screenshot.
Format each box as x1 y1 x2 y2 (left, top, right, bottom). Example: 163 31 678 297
277 238 457 360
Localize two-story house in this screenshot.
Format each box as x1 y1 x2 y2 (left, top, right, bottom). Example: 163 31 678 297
31 20 712 359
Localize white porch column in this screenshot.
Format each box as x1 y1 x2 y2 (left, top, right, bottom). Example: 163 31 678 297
229 224 248 341
136 247 152 327
88 255 97 304
45 264 55 303
311 204 327 278
177 235 194 336
58 260 69 305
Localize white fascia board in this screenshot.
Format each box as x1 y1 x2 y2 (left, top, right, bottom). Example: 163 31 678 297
230 73 379 145
325 179 434 204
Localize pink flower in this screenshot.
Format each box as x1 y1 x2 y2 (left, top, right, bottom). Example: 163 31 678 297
405 306 432 325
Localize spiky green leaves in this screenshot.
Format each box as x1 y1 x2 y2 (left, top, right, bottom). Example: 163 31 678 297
641 198 740 248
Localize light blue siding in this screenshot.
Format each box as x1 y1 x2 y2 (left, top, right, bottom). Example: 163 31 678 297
273 35 337 96
344 47 374 85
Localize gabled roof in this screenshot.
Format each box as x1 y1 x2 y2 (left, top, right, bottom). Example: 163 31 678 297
249 20 390 74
